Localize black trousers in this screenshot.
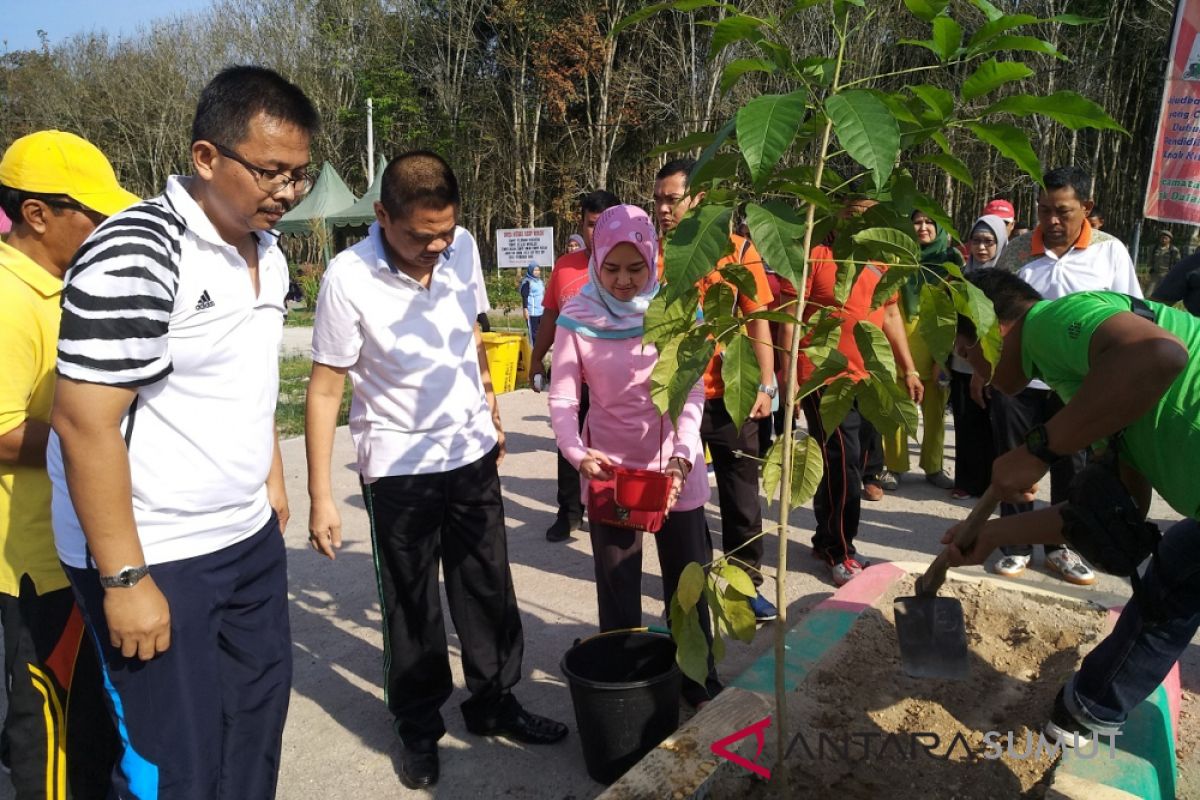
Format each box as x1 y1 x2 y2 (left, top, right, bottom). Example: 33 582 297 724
2 577 116 800
949 369 995 497
701 399 765 586
362 445 524 747
801 390 875 563
989 387 1087 556
555 385 590 524
68 518 291 800
589 507 719 702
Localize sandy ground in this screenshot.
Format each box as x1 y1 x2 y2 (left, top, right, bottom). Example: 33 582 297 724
2 329 1196 799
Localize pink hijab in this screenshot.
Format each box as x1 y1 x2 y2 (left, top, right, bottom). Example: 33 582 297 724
557 204 658 339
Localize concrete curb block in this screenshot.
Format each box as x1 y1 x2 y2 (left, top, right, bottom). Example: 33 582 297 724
596 561 1180 799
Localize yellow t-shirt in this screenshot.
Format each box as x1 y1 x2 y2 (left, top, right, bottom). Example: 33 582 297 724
0 240 68 595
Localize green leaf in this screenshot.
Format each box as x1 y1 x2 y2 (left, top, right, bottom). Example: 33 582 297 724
913 192 960 242
709 14 766 59
819 377 857 434
931 16 963 60
910 84 955 123
669 595 710 685
833 258 858 305
1048 14 1104 25
662 204 734 302
853 321 896 379
691 153 741 188
650 332 713 420
762 434 784 503
676 561 706 611
983 91 1128 133
917 284 958 363
966 14 1038 49
826 90 900 189
902 0 948 22
953 281 1001 366
613 0 732 34
644 292 699 349
745 201 807 286
720 335 760 429
720 585 757 642
648 130 717 158
691 118 736 191
716 262 761 301
966 122 1042 185
794 347 849 401
961 58 1035 103
720 563 756 597
789 435 825 506
720 57 777 95
913 153 975 188
968 0 1004 23
871 263 918 308
851 227 921 265
737 90 809 185
857 378 917 437
978 35 1064 60
703 281 735 323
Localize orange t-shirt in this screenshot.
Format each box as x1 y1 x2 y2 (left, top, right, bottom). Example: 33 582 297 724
657 234 773 399
543 249 590 312
795 245 895 384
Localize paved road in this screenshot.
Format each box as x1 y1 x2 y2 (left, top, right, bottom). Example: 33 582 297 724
3 380 1196 799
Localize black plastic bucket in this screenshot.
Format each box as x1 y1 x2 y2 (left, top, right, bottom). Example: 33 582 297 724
560 630 682 785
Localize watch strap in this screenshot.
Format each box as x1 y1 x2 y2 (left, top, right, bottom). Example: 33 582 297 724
1024 424 1065 464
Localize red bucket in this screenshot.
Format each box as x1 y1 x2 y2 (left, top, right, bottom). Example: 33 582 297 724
613 466 673 512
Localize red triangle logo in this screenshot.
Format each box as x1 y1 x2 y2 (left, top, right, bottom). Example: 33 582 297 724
710 715 772 780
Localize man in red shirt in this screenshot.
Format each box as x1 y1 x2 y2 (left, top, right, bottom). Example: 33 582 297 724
785 239 922 586
653 160 779 621
530 189 620 542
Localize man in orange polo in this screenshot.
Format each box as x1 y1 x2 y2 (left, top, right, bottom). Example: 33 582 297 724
529 189 621 542
652 159 778 621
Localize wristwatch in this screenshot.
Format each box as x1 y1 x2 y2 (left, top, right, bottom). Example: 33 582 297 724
758 382 778 399
100 565 150 589
1024 424 1065 465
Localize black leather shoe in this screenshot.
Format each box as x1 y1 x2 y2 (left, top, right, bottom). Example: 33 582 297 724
467 705 569 745
545 516 577 543
398 742 439 789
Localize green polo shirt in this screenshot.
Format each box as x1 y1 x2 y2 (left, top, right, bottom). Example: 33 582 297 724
1021 292 1200 521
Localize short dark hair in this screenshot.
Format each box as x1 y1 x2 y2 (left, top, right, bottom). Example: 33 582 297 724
0 186 22 221
1042 165 1093 202
956 270 1043 339
379 150 460 216
1088 208 1104 221
579 189 620 216
656 158 695 184
192 65 319 146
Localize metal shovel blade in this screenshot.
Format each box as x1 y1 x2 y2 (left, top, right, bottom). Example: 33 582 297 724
894 594 968 680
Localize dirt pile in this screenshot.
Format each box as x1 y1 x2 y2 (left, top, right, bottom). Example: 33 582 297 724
716 578 1109 799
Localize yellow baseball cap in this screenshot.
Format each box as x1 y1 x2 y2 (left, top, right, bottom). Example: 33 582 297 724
0 130 139 217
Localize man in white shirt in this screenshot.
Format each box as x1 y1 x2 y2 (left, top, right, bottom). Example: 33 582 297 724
987 165 1142 587
305 151 567 791
49 66 316 799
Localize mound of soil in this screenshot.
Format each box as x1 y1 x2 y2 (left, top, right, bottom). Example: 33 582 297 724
716 578 1109 799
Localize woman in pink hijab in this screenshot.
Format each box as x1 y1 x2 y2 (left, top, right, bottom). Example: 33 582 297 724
550 204 720 707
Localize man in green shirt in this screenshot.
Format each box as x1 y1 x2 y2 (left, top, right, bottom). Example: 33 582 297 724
946 268 1200 745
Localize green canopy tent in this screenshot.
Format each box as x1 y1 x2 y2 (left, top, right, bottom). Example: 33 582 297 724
276 162 358 263
326 169 383 230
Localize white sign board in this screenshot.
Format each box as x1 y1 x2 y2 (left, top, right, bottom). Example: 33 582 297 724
496 227 555 268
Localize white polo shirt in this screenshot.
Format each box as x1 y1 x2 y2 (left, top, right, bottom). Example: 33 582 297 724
48 176 286 568
1012 223 1142 390
312 222 496 478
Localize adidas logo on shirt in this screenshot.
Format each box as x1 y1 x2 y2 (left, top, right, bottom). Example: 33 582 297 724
195 290 215 311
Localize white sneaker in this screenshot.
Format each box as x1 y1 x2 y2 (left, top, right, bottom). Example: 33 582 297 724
1046 548 1097 586
994 554 1030 578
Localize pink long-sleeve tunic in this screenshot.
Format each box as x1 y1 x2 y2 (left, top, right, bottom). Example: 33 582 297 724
548 325 709 512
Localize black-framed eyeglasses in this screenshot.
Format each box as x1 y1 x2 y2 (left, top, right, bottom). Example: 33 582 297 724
22 193 106 226
212 143 314 197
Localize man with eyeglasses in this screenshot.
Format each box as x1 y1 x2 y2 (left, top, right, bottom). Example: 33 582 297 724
0 130 136 800
47 66 317 799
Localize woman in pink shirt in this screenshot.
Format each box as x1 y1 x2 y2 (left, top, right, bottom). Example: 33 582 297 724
549 204 720 706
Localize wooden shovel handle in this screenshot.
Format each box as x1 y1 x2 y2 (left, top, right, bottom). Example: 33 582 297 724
915 486 1001 597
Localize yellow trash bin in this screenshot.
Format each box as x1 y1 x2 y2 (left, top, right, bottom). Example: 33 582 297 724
481 332 522 394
